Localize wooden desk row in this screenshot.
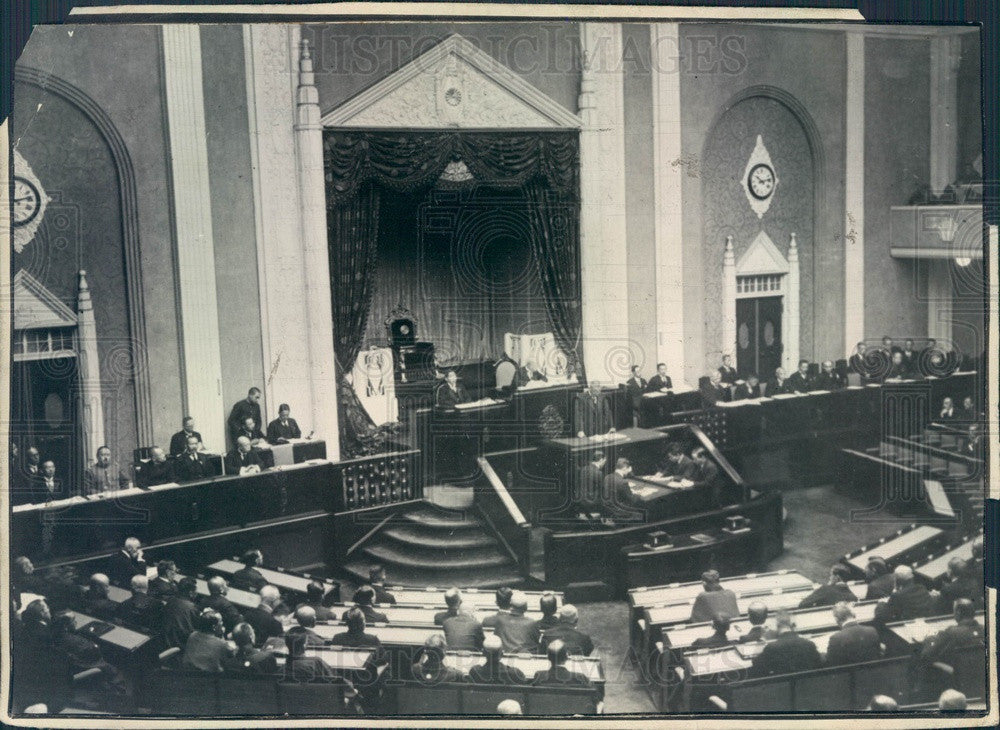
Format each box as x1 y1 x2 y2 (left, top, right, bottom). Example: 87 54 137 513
913 534 980 583
385 586 564 611
841 524 946 575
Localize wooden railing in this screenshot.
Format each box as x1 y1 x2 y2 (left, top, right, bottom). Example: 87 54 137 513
335 448 422 511
475 456 531 577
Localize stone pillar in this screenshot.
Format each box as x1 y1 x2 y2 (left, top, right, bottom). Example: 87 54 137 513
294 37 340 459
578 23 630 384
650 22 686 384
162 24 226 453
929 34 961 196
721 236 737 361
76 270 105 464
786 233 801 370
927 260 954 345
844 32 865 355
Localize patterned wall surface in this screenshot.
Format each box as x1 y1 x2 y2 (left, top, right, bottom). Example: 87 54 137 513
701 95 814 364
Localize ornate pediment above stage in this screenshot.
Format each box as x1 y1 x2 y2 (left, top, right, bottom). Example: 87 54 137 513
320 34 581 129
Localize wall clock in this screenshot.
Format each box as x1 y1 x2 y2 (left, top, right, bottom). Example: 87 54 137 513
13 149 50 253
747 163 775 201
742 135 778 219
13 176 42 227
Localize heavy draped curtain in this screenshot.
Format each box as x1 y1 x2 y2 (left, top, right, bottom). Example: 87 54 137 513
324 131 581 455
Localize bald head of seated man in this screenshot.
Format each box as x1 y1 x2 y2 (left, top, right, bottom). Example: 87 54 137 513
532 639 593 688
240 584 285 647
468 634 528 685
538 604 594 657
200 576 245 633
875 565 935 623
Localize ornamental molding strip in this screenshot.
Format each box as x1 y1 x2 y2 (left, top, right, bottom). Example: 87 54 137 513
321 34 581 129
736 230 789 276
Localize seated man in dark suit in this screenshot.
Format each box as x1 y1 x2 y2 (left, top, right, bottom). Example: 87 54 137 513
657 442 695 480
901 339 918 372
199 576 245 633
532 639 594 691
161 577 200 649
149 560 178 599
733 373 762 400
436 588 485 651
174 434 214 482
367 565 396 605
479 587 513 629
690 570 739 623
738 602 770 643
958 396 978 423
787 359 814 393
235 416 265 446
222 622 278 675
225 436 264 476
699 371 728 408
410 633 466 684
885 350 910 379
766 366 793 395
83 445 132 494
797 564 857 609
749 611 822 677
538 604 594 657
874 565 935 624
493 592 539 654
863 557 895 601
169 416 203 457
329 607 389 668
880 336 901 357
516 362 548 388
266 403 302 444
849 342 869 380
115 574 163 632
282 632 338 683
532 592 560 635
468 634 528 684
813 360 847 390
934 557 977 612
343 585 388 624
231 549 268 591
296 581 336 621
718 354 738 385
938 397 957 421
30 459 64 503
286 606 326 648
603 457 639 513
647 362 673 393
825 602 881 666
920 598 984 665
137 447 174 488
689 447 721 501
182 609 235 672
242 585 285 646
82 573 118 621
108 537 148 587
691 613 735 649
436 370 470 409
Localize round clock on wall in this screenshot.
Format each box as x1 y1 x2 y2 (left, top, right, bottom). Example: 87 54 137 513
13 176 42 227
747 163 776 201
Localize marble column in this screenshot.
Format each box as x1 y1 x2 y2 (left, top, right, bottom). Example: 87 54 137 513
162 24 225 452
929 34 961 196
76 270 105 464
786 234 801 371
578 23 631 384
721 236 736 361
844 32 865 355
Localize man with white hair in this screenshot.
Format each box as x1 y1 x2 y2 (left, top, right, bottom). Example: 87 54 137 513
200 576 244 633
242 584 285 646
496 699 522 715
938 688 968 712
225 436 263 475
493 591 538 653
108 536 147 587
538 604 594 656
286 605 325 648
82 573 117 620
138 446 174 487
468 634 527 684
825 602 881 666
875 565 935 623
115 574 162 632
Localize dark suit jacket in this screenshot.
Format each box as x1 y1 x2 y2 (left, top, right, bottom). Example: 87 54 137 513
766 377 793 395
148 576 177 599
231 566 267 591
468 660 528 685
169 430 202 457
286 625 326 648
920 618 985 664
29 475 65 503
223 647 278 676
937 575 978 612
691 632 733 650
200 594 244 633
825 623 881 666
787 371 813 393
718 366 738 385
532 666 593 690
750 632 822 677
604 472 634 510
283 655 337 683
343 605 388 624
659 455 695 480
493 613 540 653
577 463 605 508
573 392 613 436
83 594 119 622
700 382 728 408
242 606 284 646
115 592 163 631
647 374 673 392
266 417 301 443
225 448 264 475
436 383 470 409
236 426 266 443
329 630 388 666
733 382 761 400
539 624 594 657
876 583 936 623
138 459 174 488
162 596 200 648
625 377 647 409
441 612 485 650
174 452 213 482
108 550 148 587
813 371 846 390
738 625 767 644
228 399 263 442
372 585 396 605
797 582 858 609
864 573 895 601
690 589 739 623
689 459 719 489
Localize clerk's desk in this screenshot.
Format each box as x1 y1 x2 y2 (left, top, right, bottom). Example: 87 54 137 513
637 387 702 428
386 586 563 610
914 536 979 584
250 438 326 471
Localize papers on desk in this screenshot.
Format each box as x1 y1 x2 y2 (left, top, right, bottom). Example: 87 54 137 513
147 481 182 491
770 392 800 399
630 485 662 499
14 494 89 511
588 431 628 443
455 397 504 410
642 391 672 398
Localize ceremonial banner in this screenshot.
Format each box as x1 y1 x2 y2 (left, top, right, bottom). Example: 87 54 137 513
351 345 398 425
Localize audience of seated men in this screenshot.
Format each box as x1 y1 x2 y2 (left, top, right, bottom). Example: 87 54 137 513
690 570 739 623
766 366 793 395
227 387 263 446
467 634 528 685
691 613 734 650
367 565 396 605
919 599 984 666
731 372 760 400
161 577 200 649
738 602 770 643
115 575 162 632
83 445 132 494
231 549 268 591
749 611 822 677
108 537 148 587
222 622 278 676
493 592 538 653
50 612 131 712
532 640 595 692
182 609 236 672
200 576 245 633
296 581 336 621
225 436 264 476
436 588 485 651
874 565 935 624
287 606 326 648
345 585 388 624
82 574 118 621
814 360 846 390
538 604 593 657
825 602 881 666
797 564 857 609
243 584 286 646
411 633 466 684
479 587 513 628
863 557 895 601
787 359 813 393
266 403 302 444
169 416 204 457
137 447 174 488
174 433 214 482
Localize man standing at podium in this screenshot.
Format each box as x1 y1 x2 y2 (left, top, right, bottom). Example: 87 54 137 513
574 384 613 437
436 370 470 409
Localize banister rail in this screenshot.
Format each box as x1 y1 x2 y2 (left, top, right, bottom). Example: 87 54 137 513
475 456 531 577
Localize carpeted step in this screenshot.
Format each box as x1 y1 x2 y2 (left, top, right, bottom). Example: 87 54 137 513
381 524 497 550
361 542 513 571
342 554 523 590
400 507 482 530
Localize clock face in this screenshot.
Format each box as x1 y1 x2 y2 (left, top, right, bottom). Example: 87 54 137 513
13 176 41 227
747 163 776 201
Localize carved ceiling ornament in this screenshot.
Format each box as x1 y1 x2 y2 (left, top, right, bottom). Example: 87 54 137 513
321 34 580 129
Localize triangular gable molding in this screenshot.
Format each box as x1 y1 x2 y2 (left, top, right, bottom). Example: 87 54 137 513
736 230 789 276
321 34 580 129
13 269 77 330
